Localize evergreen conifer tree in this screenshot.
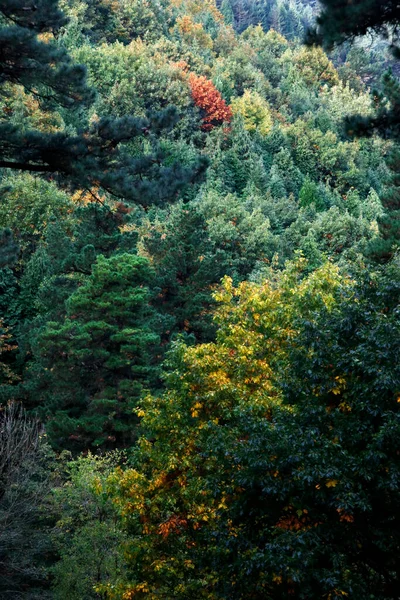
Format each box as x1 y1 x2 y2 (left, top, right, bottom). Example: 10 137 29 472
24 254 160 450
367 148 400 261
220 0 235 25
0 0 207 201
308 0 400 259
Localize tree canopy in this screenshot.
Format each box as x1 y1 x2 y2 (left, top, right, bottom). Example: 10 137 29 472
1 0 400 597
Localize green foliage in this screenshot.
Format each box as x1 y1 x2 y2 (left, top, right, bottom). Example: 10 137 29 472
62 0 174 45
0 174 73 256
0 228 19 269
367 147 400 261
0 0 206 202
105 257 400 599
299 176 325 211
228 0 316 38
1 0 399 596
73 40 191 118
0 0 90 175
310 0 400 261
293 45 339 88
25 254 160 450
231 89 273 135
51 451 127 600
220 0 234 26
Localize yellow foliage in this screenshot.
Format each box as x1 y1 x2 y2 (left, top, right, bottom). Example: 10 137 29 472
326 479 338 488
230 89 272 136
176 15 213 49
329 375 347 396
294 46 339 88
190 401 203 417
103 258 355 599
122 583 150 598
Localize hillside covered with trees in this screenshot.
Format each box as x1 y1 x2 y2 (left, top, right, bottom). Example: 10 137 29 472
0 0 399 598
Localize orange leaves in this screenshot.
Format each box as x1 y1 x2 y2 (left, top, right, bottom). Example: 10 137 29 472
337 508 354 523
171 0 223 23
188 73 232 131
177 14 195 34
276 507 322 532
158 515 188 539
176 15 213 48
171 59 190 74
276 513 310 532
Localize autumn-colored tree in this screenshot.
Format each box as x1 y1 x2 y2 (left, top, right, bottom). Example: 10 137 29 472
230 89 273 135
294 46 339 88
176 15 213 49
189 73 232 131
102 257 400 599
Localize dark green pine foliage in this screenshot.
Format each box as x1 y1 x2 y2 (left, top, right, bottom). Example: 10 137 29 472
4 206 120 379
17 202 136 321
309 0 400 56
367 147 400 261
70 0 121 44
0 0 90 171
143 205 224 343
0 202 138 407
0 228 19 269
217 121 253 194
0 0 90 107
232 0 250 33
0 0 207 202
25 254 160 450
43 202 136 277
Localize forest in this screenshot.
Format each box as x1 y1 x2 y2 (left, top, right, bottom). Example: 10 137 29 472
0 0 399 598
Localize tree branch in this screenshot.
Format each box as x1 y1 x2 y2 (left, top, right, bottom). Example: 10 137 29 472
0 160 55 172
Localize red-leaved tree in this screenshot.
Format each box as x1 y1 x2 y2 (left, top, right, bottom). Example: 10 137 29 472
188 73 232 131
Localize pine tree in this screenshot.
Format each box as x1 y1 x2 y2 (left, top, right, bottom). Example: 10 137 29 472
233 0 250 32
0 0 90 172
0 229 19 269
142 204 223 342
299 176 325 211
309 0 400 57
367 148 400 261
220 0 234 25
24 254 160 450
0 0 90 107
0 0 207 202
